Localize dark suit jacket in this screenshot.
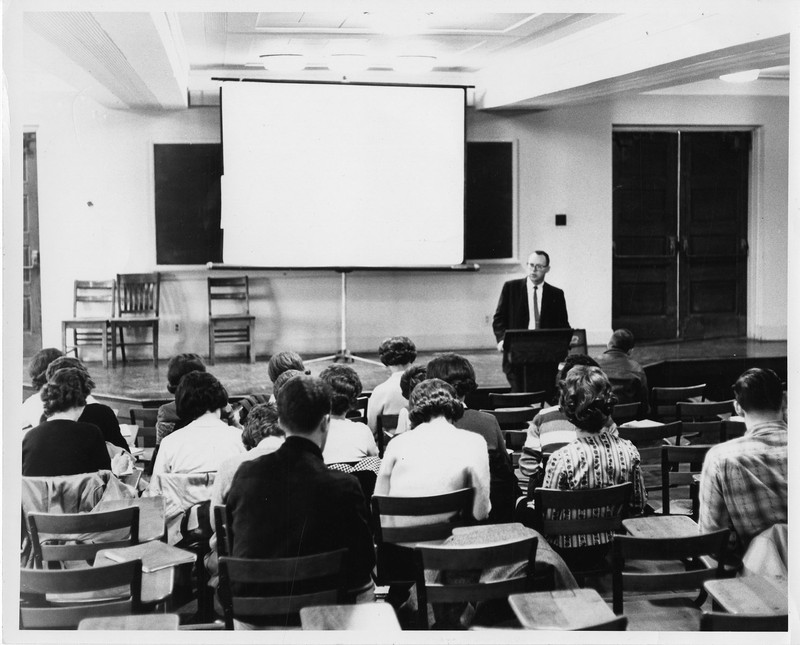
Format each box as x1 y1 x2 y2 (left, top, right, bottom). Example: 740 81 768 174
492 278 570 342
226 435 375 594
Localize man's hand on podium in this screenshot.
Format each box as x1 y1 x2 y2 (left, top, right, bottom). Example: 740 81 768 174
497 340 504 352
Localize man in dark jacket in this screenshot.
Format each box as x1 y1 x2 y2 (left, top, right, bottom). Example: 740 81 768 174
226 375 375 611
595 328 650 416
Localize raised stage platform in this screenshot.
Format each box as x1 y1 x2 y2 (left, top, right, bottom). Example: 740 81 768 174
23 338 787 422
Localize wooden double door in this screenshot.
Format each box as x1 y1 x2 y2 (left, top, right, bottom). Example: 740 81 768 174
612 130 750 341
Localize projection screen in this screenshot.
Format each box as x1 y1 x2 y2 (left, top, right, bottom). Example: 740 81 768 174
220 82 466 267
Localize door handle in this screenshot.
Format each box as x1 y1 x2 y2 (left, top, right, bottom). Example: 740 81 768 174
680 237 689 255
667 236 677 256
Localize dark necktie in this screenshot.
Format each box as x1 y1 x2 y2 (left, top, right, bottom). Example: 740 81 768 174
533 285 540 329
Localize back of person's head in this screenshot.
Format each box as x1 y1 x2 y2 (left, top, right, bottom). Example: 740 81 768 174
378 336 417 367
267 351 306 383
242 402 283 449
319 364 363 416
273 369 305 399
277 375 331 435
408 378 464 428
426 353 477 398
733 368 784 414
166 353 206 394
41 367 93 417
29 348 64 390
558 354 600 383
559 365 617 433
175 371 229 423
45 356 94 390
609 328 635 353
400 364 428 400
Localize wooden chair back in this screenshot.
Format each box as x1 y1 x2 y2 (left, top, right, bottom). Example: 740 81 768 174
676 400 735 421
218 550 347 629
612 401 641 425
651 384 706 421
700 611 788 632
724 418 746 440
611 529 730 614
20 560 142 629
487 391 547 409
129 407 158 447
414 536 538 629
207 276 255 364
504 429 527 451
72 279 116 318
661 444 711 515
376 413 399 457
27 508 139 568
680 420 725 445
116 273 160 317
617 421 683 463
208 276 251 316
213 505 229 558
479 407 539 431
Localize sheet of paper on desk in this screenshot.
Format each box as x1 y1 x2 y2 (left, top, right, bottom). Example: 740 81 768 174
619 419 663 428
103 541 194 573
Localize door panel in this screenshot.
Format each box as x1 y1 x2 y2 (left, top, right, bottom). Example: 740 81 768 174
23 133 42 357
612 132 679 340
679 132 749 339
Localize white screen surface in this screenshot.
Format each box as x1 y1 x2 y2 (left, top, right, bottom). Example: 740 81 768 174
220 82 465 267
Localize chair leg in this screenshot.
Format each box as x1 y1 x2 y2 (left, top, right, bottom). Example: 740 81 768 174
61 323 67 357
101 323 109 369
111 323 117 368
152 322 159 368
118 326 127 364
248 320 256 363
208 322 215 366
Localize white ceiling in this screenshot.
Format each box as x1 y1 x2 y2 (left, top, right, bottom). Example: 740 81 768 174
21 4 792 111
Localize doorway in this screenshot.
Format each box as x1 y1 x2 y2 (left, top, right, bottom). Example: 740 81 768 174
23 132 42 357
612 130 750 341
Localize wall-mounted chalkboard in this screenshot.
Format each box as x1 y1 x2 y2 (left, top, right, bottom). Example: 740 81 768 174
154 141 513 264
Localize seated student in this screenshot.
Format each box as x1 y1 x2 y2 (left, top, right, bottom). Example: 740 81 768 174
22 367 131 477
366 336 417 435
699 368 787 561
518 355 611 488
236 351 307 424
426 353 518 522
319 365 378 465
226 376 375 613
152 371 244 476
393 364 428 436
595 328 649 416
21 347 65 430
540 366 646 570
42 357 129 453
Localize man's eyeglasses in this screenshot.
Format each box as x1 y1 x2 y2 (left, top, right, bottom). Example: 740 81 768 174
528 263 548 270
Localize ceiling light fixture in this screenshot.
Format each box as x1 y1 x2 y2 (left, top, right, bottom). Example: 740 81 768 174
719 69 760 83
328 54 369 74
394 55 437 74
260 54 306 73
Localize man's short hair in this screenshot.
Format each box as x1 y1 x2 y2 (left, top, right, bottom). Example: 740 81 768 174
378 336 417 366
166 353 206 394
319 364 363 416
532 250 550 266
426 353 477 398
273 369 305 399
277 375 332 435
733 368 784 414
558 354 599 382
609 329 635 353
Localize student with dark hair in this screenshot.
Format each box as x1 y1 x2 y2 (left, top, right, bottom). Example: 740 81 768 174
156 353 207 443
226 376 375 612
22 347 64 429
366 336 417 435
22 367 131 477
699 368 787 559
595 328 649 416
152 371 243 475
319 365 378 464
540 366 645 570
37 356 129 452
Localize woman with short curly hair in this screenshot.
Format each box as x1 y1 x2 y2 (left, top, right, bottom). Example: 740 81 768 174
375 378 489 522
21 348 64 429
366 336 417 435
152 371 244 475
22 367 122 477
319 365 378 464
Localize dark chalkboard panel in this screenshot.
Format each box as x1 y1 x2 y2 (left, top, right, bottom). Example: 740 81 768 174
154 144 222 265
153 141 513 265
465 141 513 260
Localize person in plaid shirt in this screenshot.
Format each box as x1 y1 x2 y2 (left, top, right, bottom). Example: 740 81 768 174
699 368 787 559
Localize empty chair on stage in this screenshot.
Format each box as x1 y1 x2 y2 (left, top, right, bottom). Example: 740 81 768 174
207 276 256 365
61 279 116 369
112 272 160 367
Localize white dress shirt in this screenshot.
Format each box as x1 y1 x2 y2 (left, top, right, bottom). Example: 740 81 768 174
322 417 379 464
153 411 244 475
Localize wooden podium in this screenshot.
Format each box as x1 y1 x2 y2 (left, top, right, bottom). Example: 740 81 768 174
503 329 574 396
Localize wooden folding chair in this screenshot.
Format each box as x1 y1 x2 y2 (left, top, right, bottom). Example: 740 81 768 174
661 444 711 516
479 407 539 431
208 276 256 365
612 401 641 426
618 420 683 496
487 391 547 409
650 384 706 422
112 272 160 367
20 560 143 629
61 279 115 369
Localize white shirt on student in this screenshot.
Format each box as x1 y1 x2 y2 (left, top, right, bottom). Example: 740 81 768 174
153 411 244 475
323 417 379 464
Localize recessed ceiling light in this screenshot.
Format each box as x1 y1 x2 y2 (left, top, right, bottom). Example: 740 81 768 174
260 54 306 73
394 55 437 74
719 69 760 83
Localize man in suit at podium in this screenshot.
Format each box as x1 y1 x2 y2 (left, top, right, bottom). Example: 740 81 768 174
493 250 570 391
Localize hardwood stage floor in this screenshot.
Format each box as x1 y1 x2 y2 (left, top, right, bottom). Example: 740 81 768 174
52 338 787 401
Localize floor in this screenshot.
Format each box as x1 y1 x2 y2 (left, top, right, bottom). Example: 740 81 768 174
45 338 788 401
